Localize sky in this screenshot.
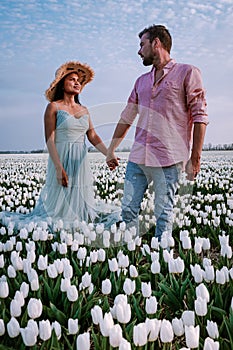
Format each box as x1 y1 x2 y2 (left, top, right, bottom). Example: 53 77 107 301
0 0 233 151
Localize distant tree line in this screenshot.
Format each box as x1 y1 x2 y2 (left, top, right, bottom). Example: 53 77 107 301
203 143 233 151
1 143 233 154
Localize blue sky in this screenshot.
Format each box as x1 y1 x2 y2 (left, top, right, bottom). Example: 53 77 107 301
1 0 233 151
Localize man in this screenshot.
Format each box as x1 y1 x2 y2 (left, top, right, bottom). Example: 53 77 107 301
106 25 208 240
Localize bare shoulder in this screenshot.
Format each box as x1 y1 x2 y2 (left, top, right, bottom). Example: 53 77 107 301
44 102 57 119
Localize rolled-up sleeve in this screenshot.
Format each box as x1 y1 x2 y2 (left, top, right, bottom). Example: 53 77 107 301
185 66 209 124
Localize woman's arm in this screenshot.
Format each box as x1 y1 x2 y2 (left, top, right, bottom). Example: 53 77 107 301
86 117 108 156
44 103 68 187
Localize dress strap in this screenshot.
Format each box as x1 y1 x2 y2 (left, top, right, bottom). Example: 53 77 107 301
54 102 59 111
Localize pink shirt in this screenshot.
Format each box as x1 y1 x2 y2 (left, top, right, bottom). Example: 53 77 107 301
120 59 208 167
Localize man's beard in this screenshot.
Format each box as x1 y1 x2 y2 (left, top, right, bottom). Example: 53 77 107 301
142 56 154 66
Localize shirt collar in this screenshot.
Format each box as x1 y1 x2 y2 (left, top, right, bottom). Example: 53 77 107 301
151 58 176 72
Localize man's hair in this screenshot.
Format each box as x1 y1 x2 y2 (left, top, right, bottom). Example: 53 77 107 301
139 25 172 53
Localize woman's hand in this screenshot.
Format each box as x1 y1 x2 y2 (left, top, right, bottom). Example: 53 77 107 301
56 167 69 187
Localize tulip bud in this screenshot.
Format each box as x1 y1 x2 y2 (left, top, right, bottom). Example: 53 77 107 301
91 305 103 325
27 298 43 319
81 272 92 288
101 279 112 295
67 285 79 302
39 320 52 341
68 318 79 334
123 278 135 295
133 322 147 346
76 332 90 350
0 275 9 298
145 318 161 341
0 319 5 336
203 337 219 350
7 317 20 338
20 326 37 347
99 312 114 336
145 296 158 314
182 310 195 327
109 324 123 347
172 317 184 337
185 325 200 348
115 301 131 324
52 321 61 340
160 319 174 343
10 299 22 317
129 265 138 278
196 283 210 303
108 258 118 272
119 338 131 350
141 282 152 298
37 255 48 270
206 320 219 339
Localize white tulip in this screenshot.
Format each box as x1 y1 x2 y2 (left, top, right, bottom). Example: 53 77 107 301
7 265 16 278
129 265 138 278
160 319 174 343
20 282 29 298
63 264 73 279
185 325 200 348
91 305 103 325
47 263 58 279
123 278 135 295
101 279 112 295
108 258 118 272
7 317 20 338
100 312 114 336
109 324 123 347
76 331 90 350
115 301 131 324
206 320 219 339
196 283 210 303
37 255 48 270
27 298 43 319
68 318 79 334
195 297 208 316
39 320 52 341
145 318 161 341
0 255 4 268
60 277 71 292
10 299 22 317
0 275 9 298
203 337 219 350
0 319 5 336
97 248 106 262
81 272 92 288
67 285 79 302
52 321 61 340
133 322 147 346
151 260 161 274
20 326 37 347
172 317 184 336
145 296 158 314
119 338 131 350
182 310 195 327
141 281 152 298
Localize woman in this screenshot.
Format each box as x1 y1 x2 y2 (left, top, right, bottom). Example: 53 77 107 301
0 61 120 232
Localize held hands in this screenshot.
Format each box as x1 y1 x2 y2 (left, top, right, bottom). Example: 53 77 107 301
185 156 201 181
56 167 69 187
106 151 120 171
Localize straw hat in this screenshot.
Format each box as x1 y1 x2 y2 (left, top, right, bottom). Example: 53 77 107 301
45 60 95 102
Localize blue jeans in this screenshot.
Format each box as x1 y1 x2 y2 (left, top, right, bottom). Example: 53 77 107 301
121 161 182 240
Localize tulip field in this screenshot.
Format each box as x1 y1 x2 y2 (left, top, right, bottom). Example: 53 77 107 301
0 151 233 349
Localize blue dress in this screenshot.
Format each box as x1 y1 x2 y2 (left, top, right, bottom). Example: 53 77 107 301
0 110 120 232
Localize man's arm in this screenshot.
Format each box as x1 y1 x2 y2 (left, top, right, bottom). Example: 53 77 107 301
185 122 206 180
106 118 131 170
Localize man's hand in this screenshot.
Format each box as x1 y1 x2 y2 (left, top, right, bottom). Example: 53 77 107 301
106 152 120 171
185 156 201 181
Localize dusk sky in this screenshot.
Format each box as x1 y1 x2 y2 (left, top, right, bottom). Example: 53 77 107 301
1 0 233 151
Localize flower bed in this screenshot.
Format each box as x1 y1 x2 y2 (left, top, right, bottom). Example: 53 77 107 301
0 152 233 349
